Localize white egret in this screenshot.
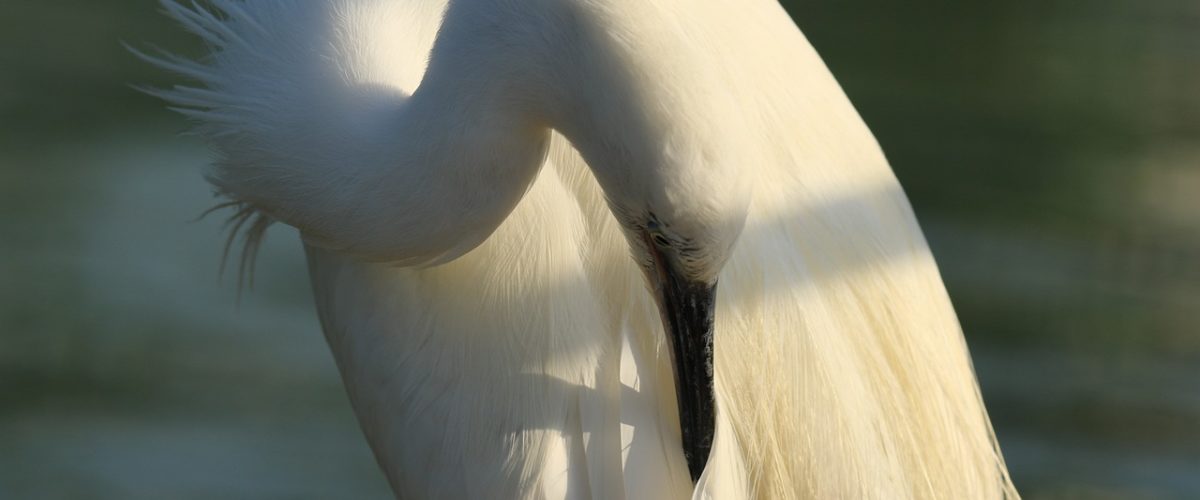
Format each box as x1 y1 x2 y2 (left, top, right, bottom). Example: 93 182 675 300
142 0 1019 498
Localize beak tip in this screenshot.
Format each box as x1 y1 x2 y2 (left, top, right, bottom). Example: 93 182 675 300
657 274 718 484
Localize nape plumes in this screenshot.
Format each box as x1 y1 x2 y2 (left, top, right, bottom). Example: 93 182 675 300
143 0 1019 498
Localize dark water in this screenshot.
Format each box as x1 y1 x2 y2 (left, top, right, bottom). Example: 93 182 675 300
2 1 1197 498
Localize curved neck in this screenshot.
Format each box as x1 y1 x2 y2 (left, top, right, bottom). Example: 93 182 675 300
254 0 684 265
381 81 551 265
291 2 559 265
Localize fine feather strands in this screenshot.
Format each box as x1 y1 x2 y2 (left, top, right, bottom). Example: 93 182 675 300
140 0 554 268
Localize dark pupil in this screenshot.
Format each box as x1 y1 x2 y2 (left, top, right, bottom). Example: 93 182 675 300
652 233 671 247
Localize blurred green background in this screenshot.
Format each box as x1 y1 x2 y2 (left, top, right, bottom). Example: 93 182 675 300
2 1 1197 498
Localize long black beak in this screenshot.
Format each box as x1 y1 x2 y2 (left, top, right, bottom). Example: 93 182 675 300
644 236 718 482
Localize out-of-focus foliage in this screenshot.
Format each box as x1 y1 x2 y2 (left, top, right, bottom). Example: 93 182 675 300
2 0 1197 498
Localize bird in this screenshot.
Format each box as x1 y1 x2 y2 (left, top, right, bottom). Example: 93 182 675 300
140 0 1019 498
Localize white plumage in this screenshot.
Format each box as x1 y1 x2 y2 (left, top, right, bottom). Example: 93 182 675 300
143 0 1019 498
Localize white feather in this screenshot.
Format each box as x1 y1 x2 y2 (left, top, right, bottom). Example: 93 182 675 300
148 0 1019 498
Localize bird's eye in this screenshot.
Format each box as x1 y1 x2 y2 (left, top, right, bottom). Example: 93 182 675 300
646 216 671 247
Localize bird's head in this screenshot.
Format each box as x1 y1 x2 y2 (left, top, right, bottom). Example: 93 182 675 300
595 136 751 288
536 1 756 479
562 95 752 480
